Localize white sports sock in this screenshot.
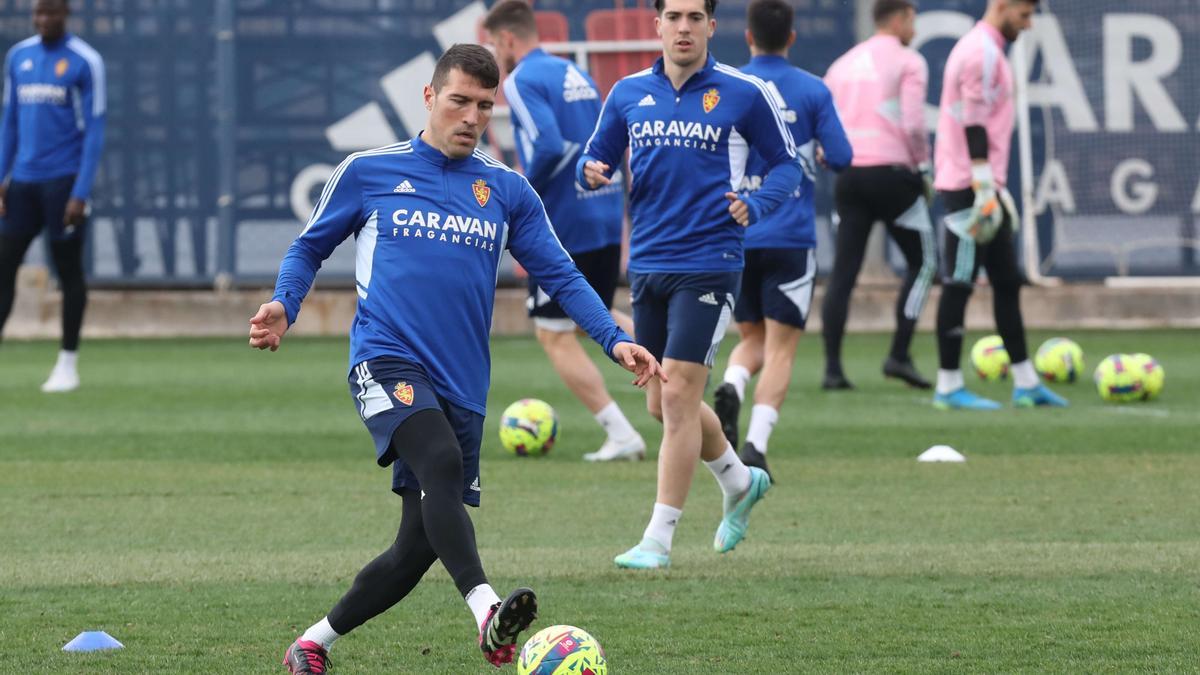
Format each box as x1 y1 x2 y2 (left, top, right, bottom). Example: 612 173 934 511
300 617 341 651
705 444 752 497
642 503 682 553
56 350 78 372
465 583 502 630
594 401 638 443
745 405 779 453
1011 359 1039 389
936 369 964 395
723 365 751 402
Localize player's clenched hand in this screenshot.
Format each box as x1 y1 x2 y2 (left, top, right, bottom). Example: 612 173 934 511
613 341 668 388
725 192 750 227
64 198 87 227
0 183 7 217
583 161 612 189
248 300 289 352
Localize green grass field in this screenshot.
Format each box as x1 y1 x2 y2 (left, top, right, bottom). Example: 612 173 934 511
2 329 1197 673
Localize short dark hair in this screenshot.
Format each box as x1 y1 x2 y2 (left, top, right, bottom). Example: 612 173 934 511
431 44 500 91
481 0 537 39
654 0 718 18
873 0 915 26
747 0 792 53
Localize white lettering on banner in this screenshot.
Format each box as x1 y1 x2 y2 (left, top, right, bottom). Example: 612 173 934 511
1033 159 1077 215
1111 159 1158 214
1018 16 1098 132
1104 14 1186 133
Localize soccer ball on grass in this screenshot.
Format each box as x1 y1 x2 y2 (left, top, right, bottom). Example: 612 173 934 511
1129 353 1165 400
970 335 1010 381
499 398 558 456
1093 354 1143 403
1034 337 1084 383
518 625 607 675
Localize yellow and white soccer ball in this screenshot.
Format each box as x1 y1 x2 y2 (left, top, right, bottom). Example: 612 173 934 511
1093 354 1143 403
518 625 607 675
499 398 558 456
1129 353 1165 400
1034 337 1084 383
971 335 1010 381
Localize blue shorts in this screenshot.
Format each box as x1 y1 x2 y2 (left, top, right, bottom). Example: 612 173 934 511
734 248 816 329
0 175 83 242
348 357 483 507
629 270 739 367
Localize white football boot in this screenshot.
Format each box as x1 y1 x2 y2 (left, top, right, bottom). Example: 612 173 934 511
583 434 646 462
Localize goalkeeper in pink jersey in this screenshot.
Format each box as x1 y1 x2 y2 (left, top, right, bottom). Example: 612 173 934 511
931 0 1066 410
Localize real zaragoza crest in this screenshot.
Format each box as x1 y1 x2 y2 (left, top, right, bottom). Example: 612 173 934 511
702 88 720 114
472 179 490 207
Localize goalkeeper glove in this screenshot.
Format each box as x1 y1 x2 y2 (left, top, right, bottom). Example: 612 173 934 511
969 163 1003 243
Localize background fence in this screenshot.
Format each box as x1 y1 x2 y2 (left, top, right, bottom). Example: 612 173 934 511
2 0 1195 286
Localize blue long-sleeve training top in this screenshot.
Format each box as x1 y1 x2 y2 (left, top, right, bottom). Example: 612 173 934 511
576 53 802 273
504 47 623 254
740 55 851 250
272 135 633 415
0 33 106 200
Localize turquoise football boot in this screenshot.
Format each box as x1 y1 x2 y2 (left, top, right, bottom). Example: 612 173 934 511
714 467 771 553
932 388 1002 411
1013 383 1069 408
614 539 670 570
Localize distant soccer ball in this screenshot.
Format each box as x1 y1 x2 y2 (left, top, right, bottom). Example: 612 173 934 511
971 335 1010 381
1093 354 1143 403
1034 337 1084 383
1129 353 1165 400
518 625 607 675
499 398 558 456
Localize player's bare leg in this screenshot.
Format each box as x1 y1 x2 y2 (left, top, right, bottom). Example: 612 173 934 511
736 319 801 481
715 321 764 447
536 326 645 461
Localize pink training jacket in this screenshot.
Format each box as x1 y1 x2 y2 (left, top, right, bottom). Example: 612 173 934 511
824 34 929 170
934 21 1014 191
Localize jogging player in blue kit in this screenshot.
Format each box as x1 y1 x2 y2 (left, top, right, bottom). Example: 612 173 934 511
483 0 646 463
251 45 664 674
714 0 852 481
0 0 105 392
578 0 802 569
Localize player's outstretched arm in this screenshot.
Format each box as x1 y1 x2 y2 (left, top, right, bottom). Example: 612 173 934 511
248 300 289 351
612 341 667 388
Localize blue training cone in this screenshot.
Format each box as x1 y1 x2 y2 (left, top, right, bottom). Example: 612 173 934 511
63 631 124 652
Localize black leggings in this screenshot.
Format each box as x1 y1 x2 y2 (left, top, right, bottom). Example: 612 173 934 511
935 188 1028 370
0 232 87 351
327 409 488 635
823 166 937 371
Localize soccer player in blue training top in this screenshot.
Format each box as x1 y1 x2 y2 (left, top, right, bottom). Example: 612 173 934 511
714 0 852 481
0 0 105 392
250 45 664 674
578 0 803 570
483 0 646 463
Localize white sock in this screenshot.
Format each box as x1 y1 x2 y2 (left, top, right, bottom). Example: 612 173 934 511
1011 359 1039 389
745 405 779 453
705 444 752 497
642 503 682 553
55 350 78 372
723 365 751 402
300 617 341 651
465 583 502 630
594 401 638 442
936 369 964 395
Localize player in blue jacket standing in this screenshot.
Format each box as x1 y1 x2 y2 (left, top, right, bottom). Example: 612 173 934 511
0 0 105 392
251 46 664 674
714 0 852 481
578 0 802 570
483 0 646 463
